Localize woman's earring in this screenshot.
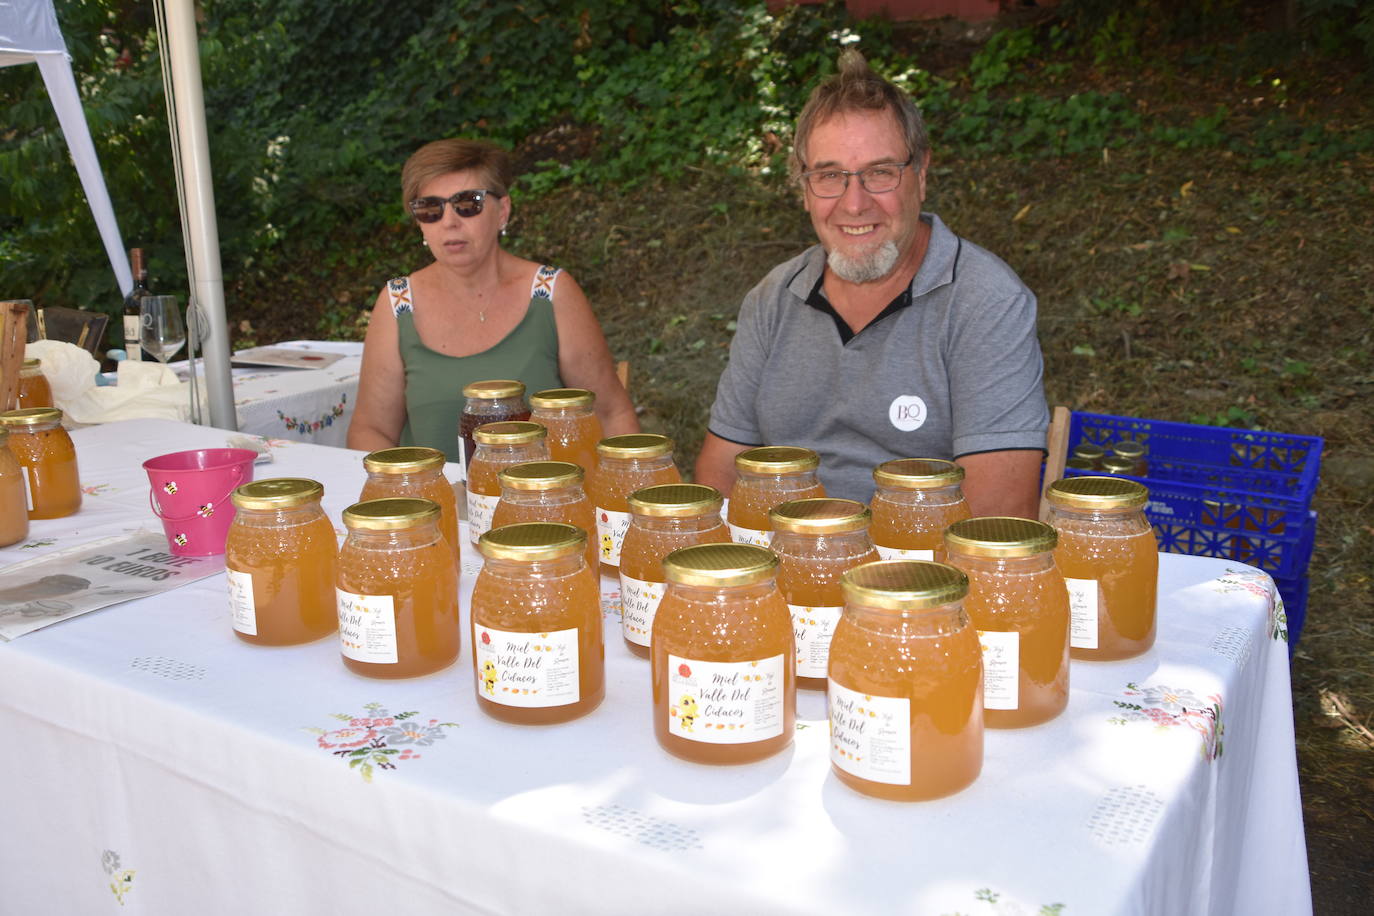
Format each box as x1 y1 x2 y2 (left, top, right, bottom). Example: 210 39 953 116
500 223 508 237
420 237 428 247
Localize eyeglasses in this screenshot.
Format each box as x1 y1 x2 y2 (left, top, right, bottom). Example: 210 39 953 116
800 157 913 198
407 189 502 223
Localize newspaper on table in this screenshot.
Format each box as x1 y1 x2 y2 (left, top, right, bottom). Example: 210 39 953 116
0 532 225 641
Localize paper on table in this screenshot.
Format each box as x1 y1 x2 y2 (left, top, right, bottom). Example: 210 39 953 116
231 346 346 370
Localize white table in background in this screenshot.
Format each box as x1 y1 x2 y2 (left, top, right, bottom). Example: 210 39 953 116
222 339 362 447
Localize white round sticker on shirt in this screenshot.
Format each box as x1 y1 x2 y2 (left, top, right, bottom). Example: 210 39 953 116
888 395 928 431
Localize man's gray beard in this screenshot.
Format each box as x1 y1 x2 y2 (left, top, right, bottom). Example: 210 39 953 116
827 240 900 283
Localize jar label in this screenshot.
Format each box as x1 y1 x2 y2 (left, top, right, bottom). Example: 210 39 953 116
1065 577 1099 649
977 629 1020 710
467 491 500 542
828 681 911 786
667 654 785 744
727 522 772 547
23 471 33 512
789 604 843 677
619 574 666 647
226 568 257 636
336 590 398 664
474 625 580 707
874 545 934 561
595 508 631 564
456 440 468 484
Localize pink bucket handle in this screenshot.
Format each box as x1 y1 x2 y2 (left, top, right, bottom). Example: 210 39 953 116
148 463 250 523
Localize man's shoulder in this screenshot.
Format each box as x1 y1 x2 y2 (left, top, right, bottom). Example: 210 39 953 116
745 245 826 309
927 215 1032 299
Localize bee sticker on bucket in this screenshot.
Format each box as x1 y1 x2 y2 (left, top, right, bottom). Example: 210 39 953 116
197 504 214 518
173 534 188 547
163 482 178 495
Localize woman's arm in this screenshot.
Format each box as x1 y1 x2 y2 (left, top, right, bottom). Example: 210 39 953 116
550 272 640 437
346 287 409 452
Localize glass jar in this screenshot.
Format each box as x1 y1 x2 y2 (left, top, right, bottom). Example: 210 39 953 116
0 429 30 547
651 543 795 764
830 560 983 801
530 388 603 472
1111 439 1149 476
491 460 599 573
1065 457 1095 471
944 518 1069 728
18 359 54 409
619 483 731 656
360 447 459 570
1071 443 1105 469
727 446 825 546
868 458 970 561
226 478 338 646
467 421 549 545
586 434 680 574
1100 455 1136 476
336 497 460 678
769 498 881 691
0 407 81 520
471 522 604 724
1045 476 1159 661
459 379 529 478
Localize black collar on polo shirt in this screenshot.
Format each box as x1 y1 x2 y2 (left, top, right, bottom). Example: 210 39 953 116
803 274 913 345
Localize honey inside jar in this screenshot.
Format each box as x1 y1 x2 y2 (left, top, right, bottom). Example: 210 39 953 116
769 498 880 691
459 379 529 475
830 560 983 801
651 543 796 764
0 429 30 546
530 388 603 473
585 434 680 574
490 461 599 572
0 407 81 520
944 518 1070 728
226 478 338 646
18 359 54 409
471 522 604 724
360 447 459 570
726 446 825 546
868 458 971 562
467 421 550 545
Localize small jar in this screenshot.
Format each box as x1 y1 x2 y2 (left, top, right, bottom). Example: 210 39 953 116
0 407 81 520
467 421 550 545
360 447 459 570
1111 439 1149 476
530 388 603 472
226 478 338 646
1045 477 1159 661
459 379 529 477
769 498 880 691
944 518 1069 728
868 458 970 561
0 428 30 546
1065 457 1095 471
336 498 460 678
471 522 604 724
830 561 983 801
619 483 731 656
491 460 599 573
1071 443 1105 469
18 359 54 409
652 543 795 764
727 446 825 546
1100 455 1136 476
586 434 680 574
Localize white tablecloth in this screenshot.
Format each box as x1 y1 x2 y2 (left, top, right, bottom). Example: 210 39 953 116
0 420 1311 915
226 339 362 447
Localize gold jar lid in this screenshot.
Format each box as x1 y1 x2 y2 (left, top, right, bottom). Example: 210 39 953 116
1065 457 1095 470
232 478 325 510
735 446 819 475
462 379 525 400
1046 476 1149 510
21 358 41 371
770 497 870 534
596 433 673 460
1112 439 1146 459
944 517 1057 558
629 483 722 517
363 446 445 474
1100 456 1137 475
499 460 583 491
479 522 586 561
663 543 778 587
0 407 63 427
1072 443 1105 460
872 458 964 489
473 421 546 445
530 387 595 409
842 560 968 610
342 497 441 530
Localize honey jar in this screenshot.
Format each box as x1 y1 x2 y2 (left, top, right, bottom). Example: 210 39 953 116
1100 455 1136 476
944 518 1070 728
619 483 731 656
586 434 680 574
830 560 983 800
336 497 460 678
459 379 529 477
226 478 338 645
868 458 970 561
727 446 825 546
652 543 795 764
471 522 604 724
530 388 603 472
467 421 550 545
1045 477 1159 661
0 407 81 520
1111 439 1149 476
490 460 598 573
1071 442 1105 469
360 447 459 569
18 359 54 409
0 428 30 546
769 498 880 691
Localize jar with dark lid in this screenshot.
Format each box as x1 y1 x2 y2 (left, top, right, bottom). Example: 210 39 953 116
467 421 550 545
490 460 598 572
459 379 529 478
0 407 80 519
529 388 602 472
586 434 680 573
868 458 971 561
727 446 825 547
361 447 459 569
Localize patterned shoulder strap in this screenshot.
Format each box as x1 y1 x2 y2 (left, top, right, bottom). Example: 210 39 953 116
387 276 413 315
530 265 561 301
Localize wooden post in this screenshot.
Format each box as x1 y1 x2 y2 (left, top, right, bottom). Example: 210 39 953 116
0 300 34 411
1040 405 1072 523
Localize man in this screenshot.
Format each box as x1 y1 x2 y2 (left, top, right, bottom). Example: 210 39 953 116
694 49 1048 518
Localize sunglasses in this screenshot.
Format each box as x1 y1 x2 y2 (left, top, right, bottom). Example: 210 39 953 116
408 189 502 223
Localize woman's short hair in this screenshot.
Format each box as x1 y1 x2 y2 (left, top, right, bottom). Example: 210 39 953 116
401 139 515 207
790 49 929 180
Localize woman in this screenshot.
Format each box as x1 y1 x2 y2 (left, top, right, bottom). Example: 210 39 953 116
348 138 638 461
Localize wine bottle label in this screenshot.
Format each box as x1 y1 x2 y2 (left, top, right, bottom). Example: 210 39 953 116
122 315 142 361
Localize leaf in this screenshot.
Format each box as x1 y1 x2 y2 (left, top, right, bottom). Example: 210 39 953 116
1180 179 1195 197
1072 344 1096 356
1013 203 1032 221
395 711 417 719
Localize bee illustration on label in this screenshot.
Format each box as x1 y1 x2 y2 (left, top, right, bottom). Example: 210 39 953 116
197 503 214 518
173 533 188 547
601 533 614 558
163 482 178 495
675 695 699 732
481 660 499 695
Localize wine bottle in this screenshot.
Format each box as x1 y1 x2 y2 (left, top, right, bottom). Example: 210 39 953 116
123 248 151 361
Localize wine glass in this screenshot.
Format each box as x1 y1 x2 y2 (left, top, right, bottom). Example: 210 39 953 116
140 295 187 365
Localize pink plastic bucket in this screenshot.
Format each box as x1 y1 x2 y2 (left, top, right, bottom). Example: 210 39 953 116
143 448 257 556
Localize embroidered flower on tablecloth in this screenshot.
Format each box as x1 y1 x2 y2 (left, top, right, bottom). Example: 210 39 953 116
277 393 348 434
1212 566 1287 643
938 888 1066 915
303 702 458 782
1109 681 1225 762
601 590 622 621
101 849 135 905
82 483 114 496
316 726 377 750
378 720 449 746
